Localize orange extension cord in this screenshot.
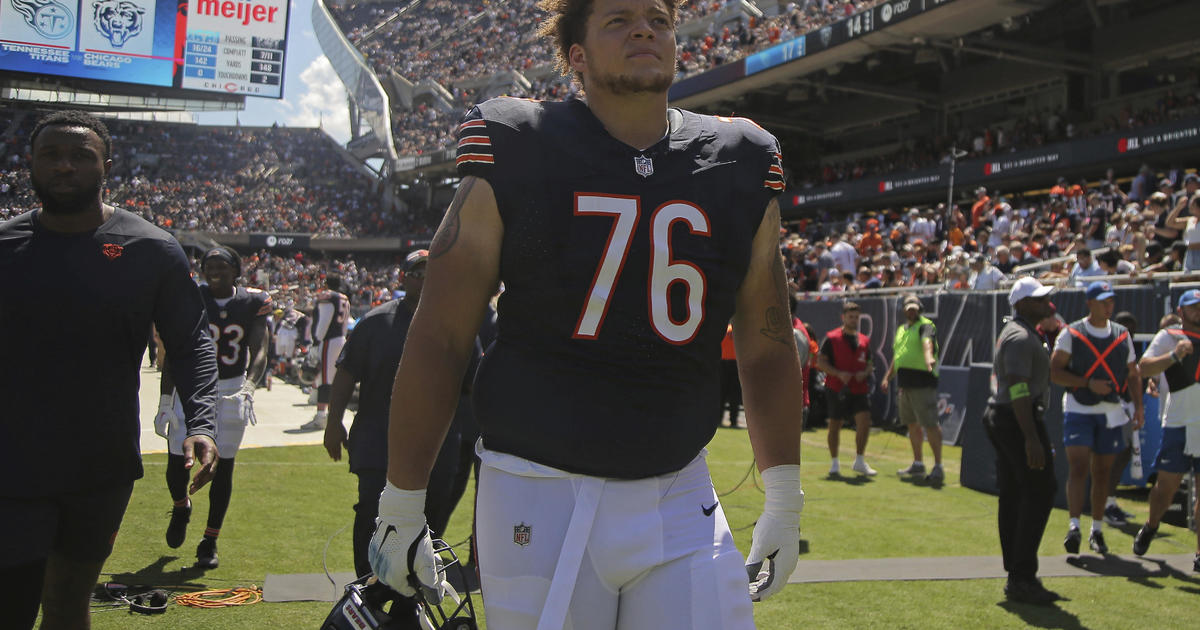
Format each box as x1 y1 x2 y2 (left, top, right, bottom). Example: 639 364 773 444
174 586 262 608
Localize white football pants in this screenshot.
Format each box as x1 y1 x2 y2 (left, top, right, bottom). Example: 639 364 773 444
475 442 756 630
168 376 248 457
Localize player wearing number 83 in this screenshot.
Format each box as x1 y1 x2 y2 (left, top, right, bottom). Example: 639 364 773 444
157 246 271 569
367 1 804 628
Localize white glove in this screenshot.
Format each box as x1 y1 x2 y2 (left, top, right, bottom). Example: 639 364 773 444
154 394 177 439
368 483 446 604
222 381 257 426
746 465 804 602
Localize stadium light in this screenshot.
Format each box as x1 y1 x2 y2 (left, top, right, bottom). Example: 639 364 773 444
946 147 969 225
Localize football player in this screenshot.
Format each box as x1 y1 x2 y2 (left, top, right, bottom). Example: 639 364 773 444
300 273 351 430
367 1 805 628
156 246 271 568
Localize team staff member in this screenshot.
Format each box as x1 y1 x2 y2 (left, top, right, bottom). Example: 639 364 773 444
983 277 1060 605
817 301 878 476
1132 289 1200 572
367 0 806 627
301 274 351 430
0 111 219 629
882 295 943 483
1050 281 1143 555
323 250 480 578
156 247 271 569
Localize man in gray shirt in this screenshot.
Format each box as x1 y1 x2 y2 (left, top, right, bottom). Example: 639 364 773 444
983 277 1059 605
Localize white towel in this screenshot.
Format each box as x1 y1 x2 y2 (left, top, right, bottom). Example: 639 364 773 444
1185 423 1200 458
536 476 603 630
1105 406 1128 429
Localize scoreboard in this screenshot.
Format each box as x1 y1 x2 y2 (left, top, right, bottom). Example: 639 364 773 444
0 0 289 98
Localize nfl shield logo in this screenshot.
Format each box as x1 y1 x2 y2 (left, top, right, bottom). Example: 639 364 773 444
513 523 532 547
634 155 654 178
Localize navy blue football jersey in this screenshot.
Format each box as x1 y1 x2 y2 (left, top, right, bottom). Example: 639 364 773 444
457 97 785 478
202 285 271 380
312 290 350 342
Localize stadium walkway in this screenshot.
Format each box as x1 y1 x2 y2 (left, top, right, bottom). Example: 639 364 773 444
138 366 326 453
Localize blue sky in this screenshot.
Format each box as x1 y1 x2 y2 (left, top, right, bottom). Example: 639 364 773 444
194 0 351 144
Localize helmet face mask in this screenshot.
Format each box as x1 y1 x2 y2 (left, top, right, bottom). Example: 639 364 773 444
322 539 476 630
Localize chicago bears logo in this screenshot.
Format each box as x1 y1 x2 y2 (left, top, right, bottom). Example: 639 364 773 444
92 0 144 47
101 243 123 260
8 0 76 39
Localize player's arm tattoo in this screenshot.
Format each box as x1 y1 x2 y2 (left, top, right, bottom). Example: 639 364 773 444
760 252 794 347
430 177 475 259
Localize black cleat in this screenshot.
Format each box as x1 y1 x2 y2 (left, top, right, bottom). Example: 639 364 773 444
1132 524 1157 556
1102 504 1128 527
1063 527 1081 554
195 538 219 569
1088 529 1108 554
166 504 191 549
1004 578 1061 605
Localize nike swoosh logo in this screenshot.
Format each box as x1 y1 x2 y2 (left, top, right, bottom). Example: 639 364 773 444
380 524 396 547
692 160 737 174
702 502 719 516
1069 434 1081 439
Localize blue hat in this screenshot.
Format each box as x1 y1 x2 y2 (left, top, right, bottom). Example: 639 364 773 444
1179 289 1200 309
1086 281 1115 301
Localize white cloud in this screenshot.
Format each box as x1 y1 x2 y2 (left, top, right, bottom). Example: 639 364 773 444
286 56 351 144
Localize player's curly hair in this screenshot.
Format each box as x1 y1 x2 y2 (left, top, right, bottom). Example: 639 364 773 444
31 110 112 160
537 0 684 82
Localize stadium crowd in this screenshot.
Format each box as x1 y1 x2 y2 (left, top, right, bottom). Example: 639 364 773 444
327 0 1200 196
233 250 404 320
781 167 1200 296
330 0 892 157
1 114 419 238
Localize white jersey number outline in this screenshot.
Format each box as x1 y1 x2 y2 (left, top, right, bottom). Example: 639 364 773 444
572 194 710 344
209 323 246 366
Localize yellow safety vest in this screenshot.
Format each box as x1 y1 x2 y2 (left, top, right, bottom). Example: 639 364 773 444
893 315 938 376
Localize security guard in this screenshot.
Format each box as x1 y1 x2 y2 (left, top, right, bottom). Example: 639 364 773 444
983 277 1060 605
882 294 942 482
1049 281 1143 555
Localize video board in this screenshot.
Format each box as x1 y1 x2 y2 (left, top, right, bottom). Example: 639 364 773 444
0 0 289 98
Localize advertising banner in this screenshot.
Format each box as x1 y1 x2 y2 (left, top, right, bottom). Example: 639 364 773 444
248 233 309 249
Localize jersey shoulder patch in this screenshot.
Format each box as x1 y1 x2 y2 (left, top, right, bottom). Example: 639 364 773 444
455 97 551 175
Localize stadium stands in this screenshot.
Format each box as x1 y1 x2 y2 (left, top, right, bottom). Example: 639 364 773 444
0 116 426 238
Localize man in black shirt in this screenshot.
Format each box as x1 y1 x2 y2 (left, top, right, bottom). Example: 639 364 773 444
0 111 219 629
324 250 480 577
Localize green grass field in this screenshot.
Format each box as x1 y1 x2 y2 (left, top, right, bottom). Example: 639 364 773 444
83 426 1200 629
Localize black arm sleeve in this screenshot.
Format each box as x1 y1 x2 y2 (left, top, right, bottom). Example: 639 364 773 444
154 241 217 439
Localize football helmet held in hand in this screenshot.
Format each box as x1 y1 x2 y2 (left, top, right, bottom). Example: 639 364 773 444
322 539 476 630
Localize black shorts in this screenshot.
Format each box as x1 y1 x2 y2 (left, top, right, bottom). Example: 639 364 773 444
0 483 133 567
827 391 870 420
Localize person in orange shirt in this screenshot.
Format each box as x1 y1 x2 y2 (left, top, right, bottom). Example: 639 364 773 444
971 187 992 230
858 218 883 255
